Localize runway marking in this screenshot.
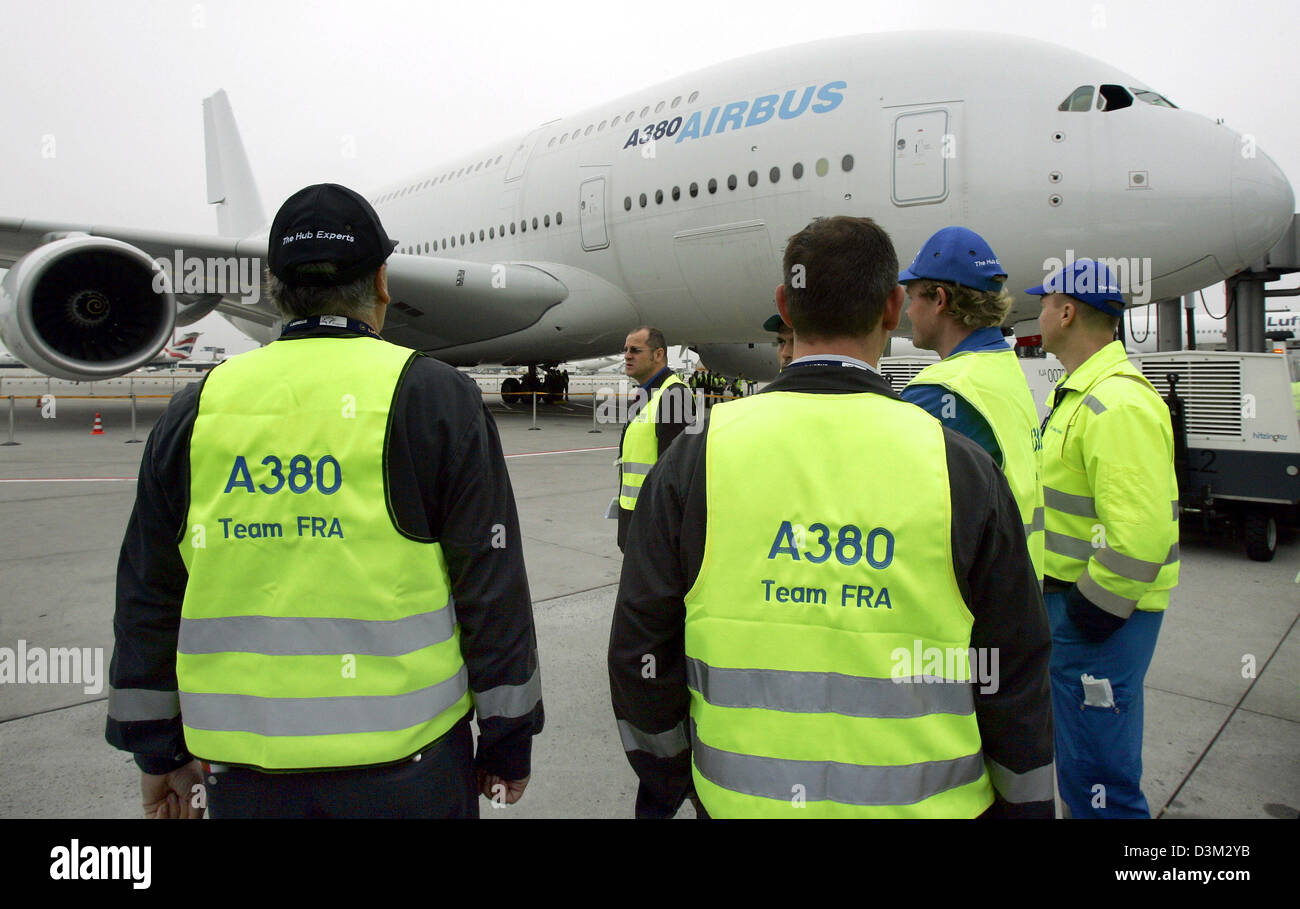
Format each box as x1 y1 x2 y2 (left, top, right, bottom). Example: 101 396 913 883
505 445 617 459
0 477 137 483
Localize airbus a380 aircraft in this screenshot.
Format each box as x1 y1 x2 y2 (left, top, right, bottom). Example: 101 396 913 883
0 31 1293 384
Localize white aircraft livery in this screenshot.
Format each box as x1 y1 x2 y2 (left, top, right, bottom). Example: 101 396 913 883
0 32 1293 382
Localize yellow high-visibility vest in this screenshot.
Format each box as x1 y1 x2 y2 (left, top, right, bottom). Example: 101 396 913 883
1041 341 1180 615
619 373 689 511
179 337 471 770
907 347 1045 583
684 391 994 817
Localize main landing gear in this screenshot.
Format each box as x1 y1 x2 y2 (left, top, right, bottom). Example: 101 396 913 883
500 364 566 406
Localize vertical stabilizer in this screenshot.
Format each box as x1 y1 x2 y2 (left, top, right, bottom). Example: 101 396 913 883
203 90 266 238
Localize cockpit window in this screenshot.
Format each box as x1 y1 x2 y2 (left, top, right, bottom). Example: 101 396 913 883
1058 85 1094 112
1131 88 1177 108
1097 85 1134 111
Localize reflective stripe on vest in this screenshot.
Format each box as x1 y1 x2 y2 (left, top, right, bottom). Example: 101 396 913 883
684 391 994 818
619 373 689 511
1041 343 1180 614
906 348 1046 583
179 338 471 770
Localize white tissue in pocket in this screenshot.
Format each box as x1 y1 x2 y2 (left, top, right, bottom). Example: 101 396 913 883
1080 673 1115 709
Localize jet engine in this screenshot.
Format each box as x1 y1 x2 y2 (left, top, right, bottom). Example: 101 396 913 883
0 236 175 380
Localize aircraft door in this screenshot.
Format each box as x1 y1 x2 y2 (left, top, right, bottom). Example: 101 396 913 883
579 177 609 251
892 107 954 205
505 127 546 182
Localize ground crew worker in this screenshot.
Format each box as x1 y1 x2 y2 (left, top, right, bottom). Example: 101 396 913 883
615 326 694 552
899 226 1045 582
609 216 1053 818
764 313 795 370
106 183 542 818
1027 258 1179 819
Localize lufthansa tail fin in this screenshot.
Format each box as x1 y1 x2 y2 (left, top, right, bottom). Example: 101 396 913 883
203 90 266 238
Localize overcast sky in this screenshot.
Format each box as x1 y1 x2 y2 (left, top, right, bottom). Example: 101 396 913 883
1 0 1296 355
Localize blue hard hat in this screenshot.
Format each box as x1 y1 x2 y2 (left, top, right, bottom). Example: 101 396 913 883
898 226 1007 292
1024 259 1125 315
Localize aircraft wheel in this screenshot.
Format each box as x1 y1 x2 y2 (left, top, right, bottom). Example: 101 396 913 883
500 377 523 406
1243 511 1277 562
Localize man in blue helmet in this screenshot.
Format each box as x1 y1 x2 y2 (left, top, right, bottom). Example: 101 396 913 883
1027 258 1179 818
899 226 1044 583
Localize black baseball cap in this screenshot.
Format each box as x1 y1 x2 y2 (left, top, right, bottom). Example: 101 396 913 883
268 183 398 286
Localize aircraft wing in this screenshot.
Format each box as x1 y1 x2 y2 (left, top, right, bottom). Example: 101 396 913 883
0 214 572 378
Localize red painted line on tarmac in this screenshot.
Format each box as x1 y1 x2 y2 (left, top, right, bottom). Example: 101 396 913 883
0 477 137 482
505 445 617 459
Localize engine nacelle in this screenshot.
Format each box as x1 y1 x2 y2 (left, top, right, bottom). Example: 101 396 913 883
0 236 175 380
692 341 781 382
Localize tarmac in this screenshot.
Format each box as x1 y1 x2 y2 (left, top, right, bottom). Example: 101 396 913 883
0 377 1296 819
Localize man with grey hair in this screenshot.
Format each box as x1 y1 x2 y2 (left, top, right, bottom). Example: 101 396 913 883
107 183 542 818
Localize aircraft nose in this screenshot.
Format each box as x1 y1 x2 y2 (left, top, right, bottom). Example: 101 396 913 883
1231 140 1294 267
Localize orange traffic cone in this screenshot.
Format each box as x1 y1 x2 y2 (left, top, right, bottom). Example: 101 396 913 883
91 413 104 435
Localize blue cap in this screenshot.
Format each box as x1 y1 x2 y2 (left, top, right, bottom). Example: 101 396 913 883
763 313 788 332
1024 259 1125 315
898 226 1007 292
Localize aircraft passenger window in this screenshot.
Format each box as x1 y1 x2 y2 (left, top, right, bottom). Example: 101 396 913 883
521 221 527 233
475 162 483 171
640 106 650 117
572 129 581 140
728 175 738 190
461 234 466 244
490 227 495 239
556 212 562 225
549 138 557 148
655 101 665 114
612 116 622 127
424 242 430 253
816 158 829 176
625 196 632 211
688 91 699 103
672 186 680 201
708 178 717 194
599 120 607 131
627 110 635 121
1058 86 1094 112
748 171 758 187
510 223 516 234
672 96 681 108
585 126 593 136
544 214 551 227
639 193 647 208
1097 85 1134 111
500 224 505 235
451 237 456 248
770 167 780 183
469 233 475 244
496 155 503 165
480 229 485 240
689 182 699 197
532 217 539 229
842 154 854 172
654 189 662 204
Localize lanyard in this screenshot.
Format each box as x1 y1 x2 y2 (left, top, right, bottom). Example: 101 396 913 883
280 315 381 339
783 358 873 373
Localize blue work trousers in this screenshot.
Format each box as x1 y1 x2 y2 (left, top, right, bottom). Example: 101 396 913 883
1045 591 1163 819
